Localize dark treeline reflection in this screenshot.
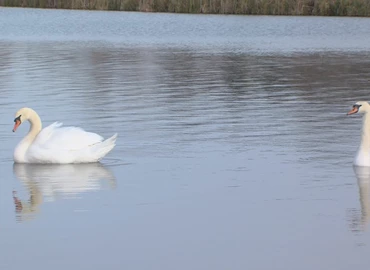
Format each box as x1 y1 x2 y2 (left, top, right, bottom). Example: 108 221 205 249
2 44 370 110
60 47 370 105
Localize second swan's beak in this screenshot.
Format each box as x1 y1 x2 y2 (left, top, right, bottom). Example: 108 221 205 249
347 106 359 115
13 120 21 132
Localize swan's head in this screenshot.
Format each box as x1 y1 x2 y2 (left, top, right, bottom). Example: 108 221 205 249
12 107 35 132
347 101 370 116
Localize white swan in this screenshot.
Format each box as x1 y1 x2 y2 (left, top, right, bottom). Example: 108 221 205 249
347 101 370 166
12 107 118 164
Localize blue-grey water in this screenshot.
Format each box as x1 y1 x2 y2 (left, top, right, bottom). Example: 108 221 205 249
1 7 370 270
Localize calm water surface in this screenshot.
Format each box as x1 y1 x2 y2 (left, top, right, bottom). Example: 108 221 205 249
1 7 370 270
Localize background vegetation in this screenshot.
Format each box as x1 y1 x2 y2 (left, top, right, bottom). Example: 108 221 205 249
1 0 370 16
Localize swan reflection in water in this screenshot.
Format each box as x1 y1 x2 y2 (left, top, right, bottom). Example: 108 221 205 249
12 163 116 222
349 166 370 232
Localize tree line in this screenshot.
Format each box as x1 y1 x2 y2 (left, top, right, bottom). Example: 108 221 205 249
1 0 369 16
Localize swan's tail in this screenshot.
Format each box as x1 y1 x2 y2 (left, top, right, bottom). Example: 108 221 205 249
92 133 118 161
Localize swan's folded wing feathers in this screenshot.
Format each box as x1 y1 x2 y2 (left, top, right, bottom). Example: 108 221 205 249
33 122 104 151
32 122 64 147
48 127 104 151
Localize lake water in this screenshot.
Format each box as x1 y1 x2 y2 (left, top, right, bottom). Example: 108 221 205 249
1 7 370 270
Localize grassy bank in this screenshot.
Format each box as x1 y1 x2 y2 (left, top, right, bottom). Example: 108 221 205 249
1 0 370 16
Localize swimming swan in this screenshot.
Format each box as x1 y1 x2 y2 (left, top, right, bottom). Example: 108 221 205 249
12 107 117 164
347 101 370 166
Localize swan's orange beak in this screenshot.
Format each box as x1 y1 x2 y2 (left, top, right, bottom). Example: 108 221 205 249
13 120 21 132
347 106 359 115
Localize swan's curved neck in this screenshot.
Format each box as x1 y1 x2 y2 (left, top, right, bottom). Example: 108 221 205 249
24 112 42 143
359 113 370 152
15 112 42 159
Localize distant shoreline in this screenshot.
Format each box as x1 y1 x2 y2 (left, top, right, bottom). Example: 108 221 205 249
1 0 370 17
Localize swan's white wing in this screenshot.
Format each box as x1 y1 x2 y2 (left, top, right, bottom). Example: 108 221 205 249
33 122 103 151
23 122 116 164
31 122 63 146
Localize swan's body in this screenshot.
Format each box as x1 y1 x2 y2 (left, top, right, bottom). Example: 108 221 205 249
12 108 117 164
348 101 370 167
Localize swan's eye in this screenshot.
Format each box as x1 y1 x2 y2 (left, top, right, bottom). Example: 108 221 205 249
354 105 362 109
14 115 21 123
